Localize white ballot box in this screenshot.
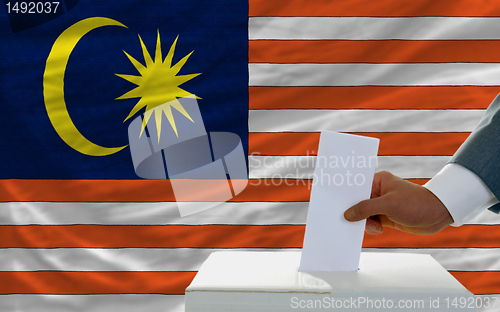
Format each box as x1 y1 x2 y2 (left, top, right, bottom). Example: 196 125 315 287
185 251 477 312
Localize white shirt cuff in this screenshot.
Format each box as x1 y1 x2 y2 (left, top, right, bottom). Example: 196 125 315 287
424 163 499 226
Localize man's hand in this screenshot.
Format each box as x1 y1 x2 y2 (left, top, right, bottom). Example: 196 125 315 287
344 171 454 235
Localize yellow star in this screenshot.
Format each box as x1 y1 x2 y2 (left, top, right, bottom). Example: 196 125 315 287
116 31 201 139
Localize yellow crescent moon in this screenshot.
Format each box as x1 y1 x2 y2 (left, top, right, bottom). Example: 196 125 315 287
43 17 128 156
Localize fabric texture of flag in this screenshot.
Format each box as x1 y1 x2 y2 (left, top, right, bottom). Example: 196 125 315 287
2 0 500 311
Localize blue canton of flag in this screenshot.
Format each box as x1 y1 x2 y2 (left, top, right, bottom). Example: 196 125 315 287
0 0 248 179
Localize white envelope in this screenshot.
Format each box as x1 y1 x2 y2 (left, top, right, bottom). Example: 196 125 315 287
299 131 379 272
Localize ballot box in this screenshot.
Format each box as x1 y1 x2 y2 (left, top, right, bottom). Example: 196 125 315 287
185 251 477 312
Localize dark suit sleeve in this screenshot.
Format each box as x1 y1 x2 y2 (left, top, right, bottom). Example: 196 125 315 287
449 94 500 213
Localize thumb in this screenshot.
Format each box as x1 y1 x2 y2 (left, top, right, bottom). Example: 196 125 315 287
344 196 390 222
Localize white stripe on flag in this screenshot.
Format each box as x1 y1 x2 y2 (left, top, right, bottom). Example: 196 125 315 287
249 109 483 133
0 295 185 312
249 17 500 40
249 155 450 179
1 294 497 312
363 248 500 272
2 201 499 225
249 63 500 86
2 248 500 272
0 202 308 225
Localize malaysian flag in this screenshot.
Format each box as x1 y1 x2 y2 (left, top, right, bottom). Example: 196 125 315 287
1 0 500 311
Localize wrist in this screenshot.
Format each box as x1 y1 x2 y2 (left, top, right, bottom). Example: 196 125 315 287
422 186 453 233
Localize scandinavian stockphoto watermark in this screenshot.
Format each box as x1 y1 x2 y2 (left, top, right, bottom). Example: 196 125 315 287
249 151 378 189
128 97 248 217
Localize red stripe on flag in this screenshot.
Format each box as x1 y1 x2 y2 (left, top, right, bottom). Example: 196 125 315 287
0 271 195 295
249 132 469 156
250 40 500 64
0 225 497 248
235 179 312 202
0 179 429 202
0 179 312 202
0 225 304 248
364 226 500 248
0 179 176 202
249 0 500 17
406 179 429 186
450 271 500 295
249 86 498 110
1 271 498 295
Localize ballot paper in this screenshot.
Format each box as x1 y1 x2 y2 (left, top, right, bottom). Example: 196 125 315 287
299 132 379 272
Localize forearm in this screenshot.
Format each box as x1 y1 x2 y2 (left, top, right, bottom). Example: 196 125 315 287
447 94 500 211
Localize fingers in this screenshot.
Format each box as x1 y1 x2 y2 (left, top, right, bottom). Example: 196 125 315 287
365 216 383 235
344 171 396 222
365 215 397 235
344 196 391 222
370 170 394 199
